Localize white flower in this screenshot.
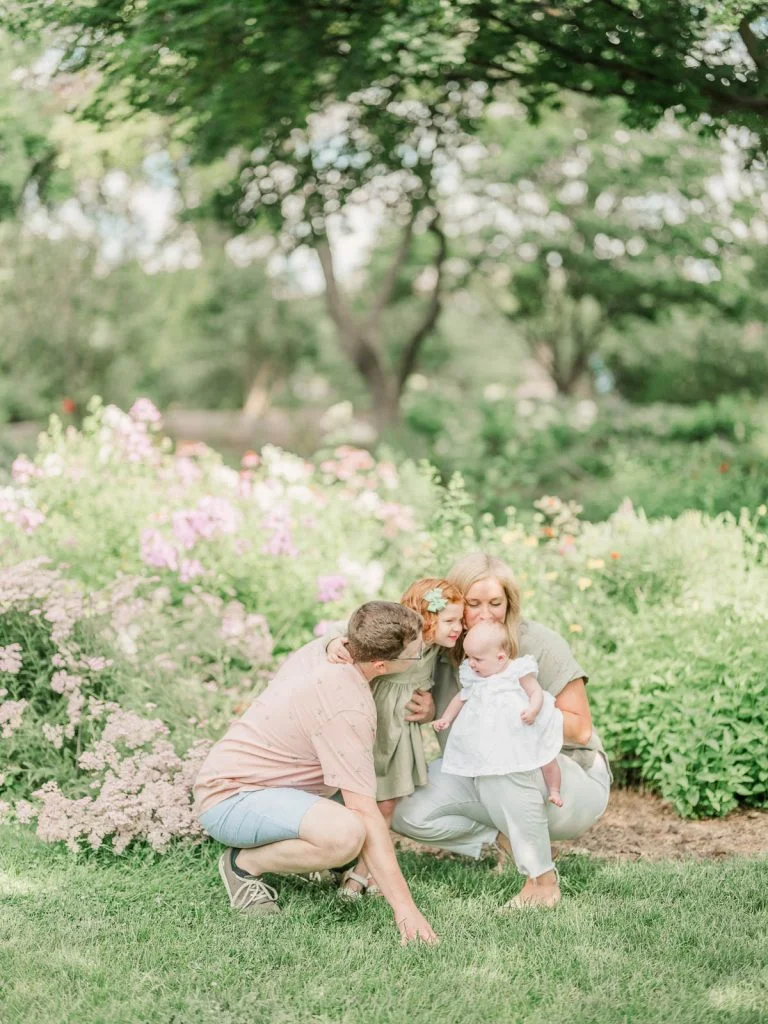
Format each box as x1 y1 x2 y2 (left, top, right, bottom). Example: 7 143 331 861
354 491 382 514
338 556 384 597
262 445 313 483
42 453 65 477
209 465 240 491
286 485 315 505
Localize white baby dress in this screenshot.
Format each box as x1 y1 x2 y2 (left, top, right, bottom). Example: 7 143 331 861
441 655 563 777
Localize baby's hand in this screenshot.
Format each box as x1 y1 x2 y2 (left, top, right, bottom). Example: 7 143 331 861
520 707 538 725
327 637 353 664
433 718 450 732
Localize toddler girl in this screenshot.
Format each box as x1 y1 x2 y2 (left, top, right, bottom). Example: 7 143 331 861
434 620 564 806
326 578 464 896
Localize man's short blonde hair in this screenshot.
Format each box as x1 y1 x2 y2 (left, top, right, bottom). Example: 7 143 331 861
346 601 422 662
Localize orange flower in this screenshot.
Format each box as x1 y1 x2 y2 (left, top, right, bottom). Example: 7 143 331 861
610 552 621 560
61 397 76 415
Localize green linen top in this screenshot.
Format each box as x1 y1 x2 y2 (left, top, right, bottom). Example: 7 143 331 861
431 618 612 781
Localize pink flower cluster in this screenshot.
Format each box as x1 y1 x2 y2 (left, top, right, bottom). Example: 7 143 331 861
261 505 298 558
172 496 241 548
316 574 347 604
0 546 279 856
0 698 27 738
129 398 163 430
0 560 84 645
219 601 274 665
99 404 161 465
11 454 41 485
319 446 400 492
320 445 376 480
140 496 241 579
377 501 417 539
0 485 46 534
140 528 179 571
0 643 23 675
31 735 211 853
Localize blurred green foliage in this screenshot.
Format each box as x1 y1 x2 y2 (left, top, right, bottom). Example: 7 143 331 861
401 390 768 523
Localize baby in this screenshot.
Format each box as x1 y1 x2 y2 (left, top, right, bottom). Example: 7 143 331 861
434 621 564 806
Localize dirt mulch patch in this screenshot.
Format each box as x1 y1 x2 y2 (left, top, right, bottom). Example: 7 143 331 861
553 788 767 861
395 789 767 862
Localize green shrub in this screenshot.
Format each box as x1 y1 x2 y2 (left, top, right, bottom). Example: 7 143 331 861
1 401 767 851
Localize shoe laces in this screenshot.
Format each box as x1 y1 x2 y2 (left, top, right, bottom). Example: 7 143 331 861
234 876 278 910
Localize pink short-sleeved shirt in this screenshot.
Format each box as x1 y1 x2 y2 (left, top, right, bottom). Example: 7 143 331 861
193 638 377 816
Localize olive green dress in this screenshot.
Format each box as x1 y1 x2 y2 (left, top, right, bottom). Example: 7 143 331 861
371 645 440 801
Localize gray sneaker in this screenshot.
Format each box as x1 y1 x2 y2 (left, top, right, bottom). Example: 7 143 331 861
218 849 280 914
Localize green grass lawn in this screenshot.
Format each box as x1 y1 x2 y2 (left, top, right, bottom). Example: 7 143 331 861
1 827 766 1024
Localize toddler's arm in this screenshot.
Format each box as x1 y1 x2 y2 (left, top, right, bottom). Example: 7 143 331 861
433 694 465 732
519 673 543 725
322 620 353 664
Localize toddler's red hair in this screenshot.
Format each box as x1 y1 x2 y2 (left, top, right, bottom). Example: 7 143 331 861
400 578 464 644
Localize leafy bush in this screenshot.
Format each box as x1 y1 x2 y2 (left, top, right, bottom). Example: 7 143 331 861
1 400 767 853
603 315 768 405
401 389 768 523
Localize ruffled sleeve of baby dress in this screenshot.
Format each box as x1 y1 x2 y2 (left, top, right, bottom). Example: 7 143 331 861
507 654 539 680
457 661 480 701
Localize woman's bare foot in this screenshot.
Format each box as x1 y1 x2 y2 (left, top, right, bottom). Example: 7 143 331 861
501 869 561 910
548 791 564 807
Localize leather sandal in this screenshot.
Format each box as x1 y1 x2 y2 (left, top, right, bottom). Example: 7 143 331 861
338 869 371 899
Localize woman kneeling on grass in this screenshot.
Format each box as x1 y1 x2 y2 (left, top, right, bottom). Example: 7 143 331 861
193 601 437 945
392 552 612 909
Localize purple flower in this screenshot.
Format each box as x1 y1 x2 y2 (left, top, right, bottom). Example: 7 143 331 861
129 398 163 428
179 559 205 583
316 574 347 604
140 529 179 571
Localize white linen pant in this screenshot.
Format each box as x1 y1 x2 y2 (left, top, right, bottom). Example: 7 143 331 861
391 753 611 878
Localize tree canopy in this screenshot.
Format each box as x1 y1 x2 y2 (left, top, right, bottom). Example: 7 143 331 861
7 1 768 178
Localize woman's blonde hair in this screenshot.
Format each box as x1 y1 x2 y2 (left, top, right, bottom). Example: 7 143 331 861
446 551 522 659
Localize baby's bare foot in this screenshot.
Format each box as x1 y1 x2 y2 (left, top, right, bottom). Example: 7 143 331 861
548 792 563 807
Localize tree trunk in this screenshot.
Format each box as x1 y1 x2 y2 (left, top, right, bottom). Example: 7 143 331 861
314 214 447 428
242 362 273 418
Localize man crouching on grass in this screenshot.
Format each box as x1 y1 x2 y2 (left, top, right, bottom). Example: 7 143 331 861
193 601 438 945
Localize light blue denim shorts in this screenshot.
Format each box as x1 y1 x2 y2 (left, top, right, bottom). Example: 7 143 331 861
198 788 321 848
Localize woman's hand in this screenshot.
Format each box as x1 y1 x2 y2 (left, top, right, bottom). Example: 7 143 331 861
327 637 353 664
395 908 439 946
404 688 435 723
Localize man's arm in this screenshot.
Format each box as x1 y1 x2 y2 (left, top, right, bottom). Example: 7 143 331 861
555 677 593 745
341 790 438 945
